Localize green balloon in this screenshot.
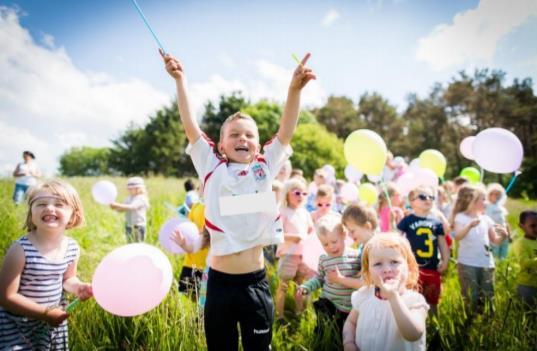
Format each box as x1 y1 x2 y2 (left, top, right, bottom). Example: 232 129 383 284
460 167 480 184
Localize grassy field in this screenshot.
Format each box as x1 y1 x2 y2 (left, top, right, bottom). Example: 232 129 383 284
0 177 536 350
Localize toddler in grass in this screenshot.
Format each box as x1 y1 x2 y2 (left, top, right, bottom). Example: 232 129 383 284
0 179 92 350
343 233 429 351
162 48 316 350
298 214 361 340
110 177 150 242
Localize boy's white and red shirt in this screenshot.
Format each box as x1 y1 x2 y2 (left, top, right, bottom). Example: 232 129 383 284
186 134 292 256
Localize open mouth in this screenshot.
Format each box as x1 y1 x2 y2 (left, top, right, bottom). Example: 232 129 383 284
42 214 58 222
235 146 249 152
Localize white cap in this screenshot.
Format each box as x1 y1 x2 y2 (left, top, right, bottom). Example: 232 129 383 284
127 177 145 188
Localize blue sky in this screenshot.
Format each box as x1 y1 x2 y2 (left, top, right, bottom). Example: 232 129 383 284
1 0 536 175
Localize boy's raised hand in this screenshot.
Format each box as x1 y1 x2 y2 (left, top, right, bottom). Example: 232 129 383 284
160 49 185 81
289 53 316 91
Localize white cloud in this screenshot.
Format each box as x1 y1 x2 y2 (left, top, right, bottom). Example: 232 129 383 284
321 9 340 27
0 7 169 176
0 6 326 177
416 0 537 70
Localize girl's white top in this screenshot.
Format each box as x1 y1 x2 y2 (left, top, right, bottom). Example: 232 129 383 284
352 286 428 351
454 213 495 268
187 135 292 256
124 194 149 226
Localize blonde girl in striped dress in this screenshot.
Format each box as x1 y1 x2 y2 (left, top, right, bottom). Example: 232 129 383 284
0 179 92 350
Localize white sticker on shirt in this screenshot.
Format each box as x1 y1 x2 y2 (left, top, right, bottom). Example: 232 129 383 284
219 191 277 216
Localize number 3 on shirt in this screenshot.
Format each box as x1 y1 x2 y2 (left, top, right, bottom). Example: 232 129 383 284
416 228 433 258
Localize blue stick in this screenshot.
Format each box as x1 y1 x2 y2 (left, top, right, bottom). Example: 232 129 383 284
505 172 520 194
129 0 166 53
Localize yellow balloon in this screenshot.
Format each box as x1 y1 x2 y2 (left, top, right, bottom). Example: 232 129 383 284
188 202 205 231
358 183 378 206
344 129 387 176
419 149 447 177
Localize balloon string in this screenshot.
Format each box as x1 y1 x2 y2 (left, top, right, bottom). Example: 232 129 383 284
505 172 520 194
66 298 79 313
480 167 484 183
380 181 395 231
129 0 166 53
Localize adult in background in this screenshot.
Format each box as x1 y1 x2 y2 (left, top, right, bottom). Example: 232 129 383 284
12 151 41 204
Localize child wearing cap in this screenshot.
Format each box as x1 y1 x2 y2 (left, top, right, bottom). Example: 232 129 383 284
110 177 150 242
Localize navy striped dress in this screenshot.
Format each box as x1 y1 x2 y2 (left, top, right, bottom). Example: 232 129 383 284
0 235 79 350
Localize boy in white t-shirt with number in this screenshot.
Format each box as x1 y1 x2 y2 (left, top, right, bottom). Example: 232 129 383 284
162 49 316 351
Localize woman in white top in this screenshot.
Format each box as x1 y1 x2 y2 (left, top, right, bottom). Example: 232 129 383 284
12 151 41 204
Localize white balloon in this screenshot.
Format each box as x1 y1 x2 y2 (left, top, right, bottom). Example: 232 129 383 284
409 158 420 171
92 180 118 205
344 165 363 183
367 173 382 183
340 182 359 202
322 164 336 177
158 219 199 255
459 136 475 160
473 128 523 174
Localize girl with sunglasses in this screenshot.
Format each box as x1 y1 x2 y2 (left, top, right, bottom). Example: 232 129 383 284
311 184 338 225
275 178 315 323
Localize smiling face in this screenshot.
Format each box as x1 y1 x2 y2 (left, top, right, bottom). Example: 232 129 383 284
287 186 308 209
218 118 260 164
30 192 74 232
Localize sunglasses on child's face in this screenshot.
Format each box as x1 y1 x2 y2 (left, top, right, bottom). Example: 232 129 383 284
416 194 435 201
293 190 308 197
317 203 331 208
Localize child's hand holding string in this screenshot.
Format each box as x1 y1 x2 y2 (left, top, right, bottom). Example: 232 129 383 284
43 306 69 327
289 53 316 91
160 49 185 81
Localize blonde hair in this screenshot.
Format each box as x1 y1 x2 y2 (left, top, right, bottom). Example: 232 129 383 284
316 184 334 199
378 182 398 209
486 183 505 200
25 179 85 231
219 112 258 141
281 178 307 208
408 185 433 202
450 184 486 223
316 214 344 238
342 203 378 229
361 232 419 290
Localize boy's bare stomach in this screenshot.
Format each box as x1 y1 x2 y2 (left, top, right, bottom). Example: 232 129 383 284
211 245 265 274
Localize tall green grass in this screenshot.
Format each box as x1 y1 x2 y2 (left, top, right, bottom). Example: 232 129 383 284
0 178 535 350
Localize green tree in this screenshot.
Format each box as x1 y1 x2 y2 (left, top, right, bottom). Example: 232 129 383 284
290 123 346 179
200 92 249 143
59 146 112 176
312 95 358 139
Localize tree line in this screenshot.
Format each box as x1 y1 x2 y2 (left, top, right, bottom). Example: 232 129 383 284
59 69 537 198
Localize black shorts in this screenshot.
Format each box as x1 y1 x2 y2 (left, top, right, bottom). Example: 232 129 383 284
178 266 203 295
204 268 274 351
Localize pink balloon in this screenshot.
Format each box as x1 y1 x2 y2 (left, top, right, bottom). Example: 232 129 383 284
459 136 475 160
473 128 523 173
395 172 418 197
415 168 439 188
302 234 325 273
158 218 198 254
92 243 173 317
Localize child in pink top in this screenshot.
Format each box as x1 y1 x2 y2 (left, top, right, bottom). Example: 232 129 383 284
275 178 315 321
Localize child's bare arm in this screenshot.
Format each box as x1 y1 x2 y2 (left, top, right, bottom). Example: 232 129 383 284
63 258 93 301
326 266 363 289
278 53 316 145
342 309 359 351
160 49 202 144
0 244 68 326
437 235 449 273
